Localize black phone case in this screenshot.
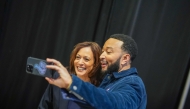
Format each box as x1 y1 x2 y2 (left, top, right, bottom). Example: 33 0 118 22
26 57 54 78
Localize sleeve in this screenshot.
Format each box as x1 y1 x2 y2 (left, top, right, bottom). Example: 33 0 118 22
66 75 144 109
38 84 53 109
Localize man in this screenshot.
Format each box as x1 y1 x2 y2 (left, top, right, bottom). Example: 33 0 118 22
45 34 147 109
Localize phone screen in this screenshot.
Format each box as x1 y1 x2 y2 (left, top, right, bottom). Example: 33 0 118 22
26 57 55 78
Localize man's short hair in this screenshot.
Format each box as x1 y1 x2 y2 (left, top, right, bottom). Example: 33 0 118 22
110 34 138 62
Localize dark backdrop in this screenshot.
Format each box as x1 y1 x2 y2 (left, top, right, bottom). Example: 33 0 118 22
0 0 190 109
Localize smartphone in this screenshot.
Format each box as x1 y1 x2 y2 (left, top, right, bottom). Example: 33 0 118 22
26 57 55 78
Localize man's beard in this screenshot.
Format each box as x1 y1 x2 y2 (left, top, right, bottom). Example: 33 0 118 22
101 57 121 74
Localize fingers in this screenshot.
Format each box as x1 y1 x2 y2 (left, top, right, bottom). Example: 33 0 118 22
45 77 58 87
46 64 61 72
45 77 64 88
45 58 71 89
46 58 64 68
45 77 54 84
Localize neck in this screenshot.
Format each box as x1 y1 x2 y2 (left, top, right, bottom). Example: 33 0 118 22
118 64 131 72
77 75 91 82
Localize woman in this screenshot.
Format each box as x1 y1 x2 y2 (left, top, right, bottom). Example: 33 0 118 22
38 42 102 109
69 41 102 86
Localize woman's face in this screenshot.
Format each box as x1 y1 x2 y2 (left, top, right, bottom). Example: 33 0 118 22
74 47 94 79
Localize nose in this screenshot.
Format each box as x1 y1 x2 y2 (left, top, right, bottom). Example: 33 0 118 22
100 51 105 59
78 58 84 65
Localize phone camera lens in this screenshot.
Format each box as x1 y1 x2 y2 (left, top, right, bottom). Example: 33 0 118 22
27 65 33 72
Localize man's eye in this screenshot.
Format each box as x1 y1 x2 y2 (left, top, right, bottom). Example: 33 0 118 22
106 51 112 54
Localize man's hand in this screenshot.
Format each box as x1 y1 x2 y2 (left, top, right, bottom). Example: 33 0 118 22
45 58 72 90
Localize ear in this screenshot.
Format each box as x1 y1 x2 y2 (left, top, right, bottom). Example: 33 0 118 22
121 54 130 65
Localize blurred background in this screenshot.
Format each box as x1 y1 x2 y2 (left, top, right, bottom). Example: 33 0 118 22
0 0 190 109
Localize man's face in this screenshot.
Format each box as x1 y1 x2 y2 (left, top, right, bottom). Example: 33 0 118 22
100 38 123 73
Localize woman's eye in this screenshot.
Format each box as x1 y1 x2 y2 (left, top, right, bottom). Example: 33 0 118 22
76 56 80 59
84 58 89 61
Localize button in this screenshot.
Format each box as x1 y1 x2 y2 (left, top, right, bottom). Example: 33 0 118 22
107 76 110 79
73 86 77 90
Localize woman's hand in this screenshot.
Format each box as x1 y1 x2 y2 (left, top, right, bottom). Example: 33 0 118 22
45 58 72 90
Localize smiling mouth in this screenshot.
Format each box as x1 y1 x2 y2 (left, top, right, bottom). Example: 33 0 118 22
101 61 108 68
77 67 86 72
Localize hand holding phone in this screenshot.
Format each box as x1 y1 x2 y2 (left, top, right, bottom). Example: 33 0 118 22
26 57 55 78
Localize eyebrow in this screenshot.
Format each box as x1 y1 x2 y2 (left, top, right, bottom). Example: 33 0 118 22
104 46 112 49
76 54 91 59
106 47 113 50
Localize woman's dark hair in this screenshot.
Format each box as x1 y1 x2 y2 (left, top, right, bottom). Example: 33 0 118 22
69 42 102 86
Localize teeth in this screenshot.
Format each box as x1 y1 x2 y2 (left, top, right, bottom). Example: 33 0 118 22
78 68 84 70
77 67 85 71
101 60 107 64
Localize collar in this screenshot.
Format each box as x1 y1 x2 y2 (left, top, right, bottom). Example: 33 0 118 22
112 67 138 78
